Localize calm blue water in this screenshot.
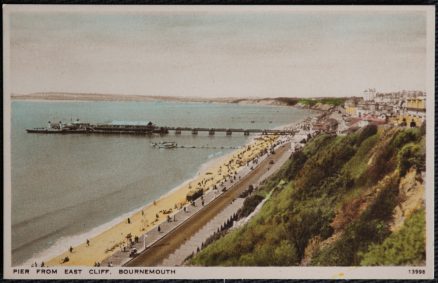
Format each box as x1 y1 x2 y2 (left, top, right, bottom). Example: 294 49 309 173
11 100 310 265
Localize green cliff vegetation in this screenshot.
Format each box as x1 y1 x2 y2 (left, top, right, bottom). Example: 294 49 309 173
359 208 425 266
298 98 346 107
274 97 299 106
190 125 426 266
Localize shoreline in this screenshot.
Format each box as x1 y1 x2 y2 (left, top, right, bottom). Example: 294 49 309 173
50 137 278 266
23 113 317 267
21 142 241 267
127 142 294 266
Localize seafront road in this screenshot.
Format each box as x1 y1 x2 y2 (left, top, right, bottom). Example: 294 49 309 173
125 143 290 266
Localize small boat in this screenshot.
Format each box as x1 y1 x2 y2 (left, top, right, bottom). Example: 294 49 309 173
151 141 177 149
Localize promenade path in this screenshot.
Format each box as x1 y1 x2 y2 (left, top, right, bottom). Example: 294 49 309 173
160 137 297 266
101 170 239 267
123 143 291 266
160 198 245 266
99 128 307 267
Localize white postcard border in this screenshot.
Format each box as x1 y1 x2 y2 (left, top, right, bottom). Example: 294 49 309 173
2 4 435 280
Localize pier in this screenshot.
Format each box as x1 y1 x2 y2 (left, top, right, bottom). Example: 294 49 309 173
164 127 295 136
26 121 297 136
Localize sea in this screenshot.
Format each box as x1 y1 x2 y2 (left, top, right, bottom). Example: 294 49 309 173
10 100 311 266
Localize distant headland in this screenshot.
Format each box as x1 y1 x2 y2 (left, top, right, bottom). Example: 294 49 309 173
11 92 347 110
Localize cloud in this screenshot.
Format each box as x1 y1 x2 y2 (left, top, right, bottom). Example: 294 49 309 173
8 9 428 97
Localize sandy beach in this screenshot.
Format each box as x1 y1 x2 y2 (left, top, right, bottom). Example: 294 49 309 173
126 142 293 266
43 133 283 267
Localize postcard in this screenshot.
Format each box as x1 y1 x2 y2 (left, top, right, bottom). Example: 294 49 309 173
3 4 435 280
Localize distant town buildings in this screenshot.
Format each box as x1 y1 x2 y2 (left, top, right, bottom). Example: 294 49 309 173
343 89 426 129
302 89 426 136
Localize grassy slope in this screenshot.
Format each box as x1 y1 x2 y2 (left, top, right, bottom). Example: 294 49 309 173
190 125 425 266
298 98 346 107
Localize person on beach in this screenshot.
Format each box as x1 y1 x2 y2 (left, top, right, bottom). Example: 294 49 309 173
69 246 73 253
127 218 131 224
86 239 90 246
158 225 161 233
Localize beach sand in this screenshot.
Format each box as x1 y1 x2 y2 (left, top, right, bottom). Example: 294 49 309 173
45 134 281 266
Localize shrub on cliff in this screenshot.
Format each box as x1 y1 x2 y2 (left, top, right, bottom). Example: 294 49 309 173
359 209 426 266
359 128 405 186
354 124 378 146
238 194 265 218
287 202 334 257
311 173 400 266
391 128 421 149
294 136 356 199
283 150 307 181
362 128 423 184
398 142 426 177
343 133 379 181
303 134 335 156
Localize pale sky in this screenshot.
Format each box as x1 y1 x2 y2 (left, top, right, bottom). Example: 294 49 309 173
7 6 428 98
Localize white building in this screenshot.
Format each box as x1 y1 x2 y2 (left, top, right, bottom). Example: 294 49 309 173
363 88 376 101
